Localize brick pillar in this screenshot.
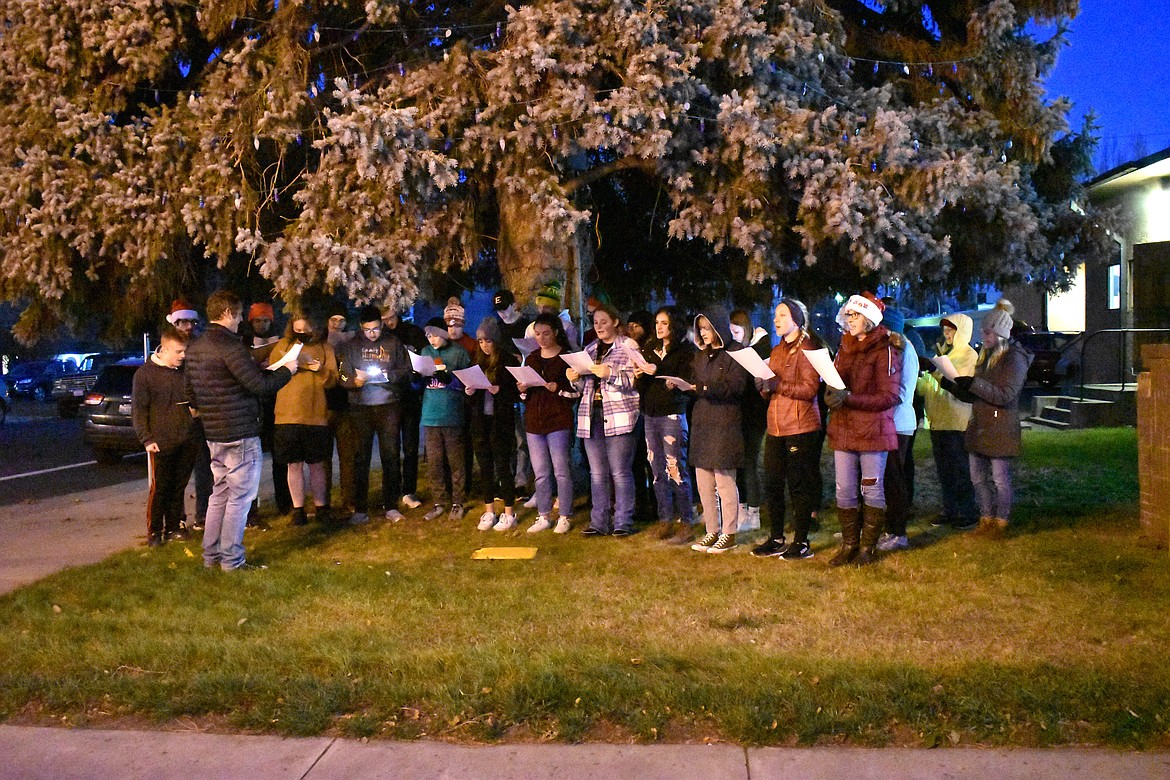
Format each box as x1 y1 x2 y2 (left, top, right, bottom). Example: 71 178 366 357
1138 344 1170 549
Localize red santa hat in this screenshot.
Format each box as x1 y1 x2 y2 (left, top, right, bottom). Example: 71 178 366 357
166 299 198 325
836 292 885 330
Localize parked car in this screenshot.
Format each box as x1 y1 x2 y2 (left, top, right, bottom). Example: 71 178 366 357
53 351 135 418
0 375 9 425
81 357 145 464
1017 331 1082 387
8 358 79 402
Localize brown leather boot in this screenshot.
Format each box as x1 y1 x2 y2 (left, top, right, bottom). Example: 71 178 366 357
972 516 997 537
829 506 860 567
854 505 886 566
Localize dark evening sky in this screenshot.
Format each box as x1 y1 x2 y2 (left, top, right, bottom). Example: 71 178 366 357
1042 0 1170 168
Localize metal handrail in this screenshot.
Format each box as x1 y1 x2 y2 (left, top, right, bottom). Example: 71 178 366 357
1077 328 1170 400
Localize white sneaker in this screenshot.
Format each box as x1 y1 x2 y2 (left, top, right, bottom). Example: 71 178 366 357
876 533 909 552
524 495 539 509
477 512 497 531
554 516 571 534
527 516 552 534
385 509 405 522
493 513 517 531
401 494 422 509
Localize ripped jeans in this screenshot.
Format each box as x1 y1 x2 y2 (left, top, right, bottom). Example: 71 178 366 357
644 414 694 524
834 449 888 510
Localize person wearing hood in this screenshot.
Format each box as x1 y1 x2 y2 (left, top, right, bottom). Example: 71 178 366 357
916 313 980 531
634 306 697 543
270 311 340 526
823 293 902 566
567 303 641 537
874 307 920 552
670 306 749 554
730 309 770 532
940 304 1033 539
751 299 822 560
467 317 521 532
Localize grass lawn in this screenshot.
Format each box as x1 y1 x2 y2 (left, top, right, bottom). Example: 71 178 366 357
2 427 1166 748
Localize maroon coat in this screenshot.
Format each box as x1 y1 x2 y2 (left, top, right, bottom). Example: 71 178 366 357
827 327 901 453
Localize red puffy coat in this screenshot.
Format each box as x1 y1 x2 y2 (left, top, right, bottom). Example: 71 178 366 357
827 327 901 453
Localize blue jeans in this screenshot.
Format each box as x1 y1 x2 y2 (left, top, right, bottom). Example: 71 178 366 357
203 437 263 570
644 414 694 523
527 429 574 518
969 453 1014 520
834 449 888 510
582 415 637 532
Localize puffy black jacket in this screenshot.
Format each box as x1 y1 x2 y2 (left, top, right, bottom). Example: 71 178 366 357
185 324 293 443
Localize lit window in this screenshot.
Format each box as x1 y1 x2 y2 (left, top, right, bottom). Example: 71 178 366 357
1108 264 1121 310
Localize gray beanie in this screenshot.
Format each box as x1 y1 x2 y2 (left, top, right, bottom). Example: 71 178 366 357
476 316 503 345
981 308 1013 340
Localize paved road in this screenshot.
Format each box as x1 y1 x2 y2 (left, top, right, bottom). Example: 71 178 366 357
0 397 146 506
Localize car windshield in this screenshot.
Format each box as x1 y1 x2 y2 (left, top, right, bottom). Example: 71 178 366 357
1019 333 1077 352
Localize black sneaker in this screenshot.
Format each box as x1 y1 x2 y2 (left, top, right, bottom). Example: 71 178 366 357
929 515 952 528
780 541 813 560
290 508 308 526
190 517 205 531
582 526 610 537
751 538 787 557
612 527 633 538
952 517 980 531
167 528 191 542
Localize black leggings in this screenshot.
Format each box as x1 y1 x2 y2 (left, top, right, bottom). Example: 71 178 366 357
474 407 517 506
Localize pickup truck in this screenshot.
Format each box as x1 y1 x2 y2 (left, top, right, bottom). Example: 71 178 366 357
52 352 135 417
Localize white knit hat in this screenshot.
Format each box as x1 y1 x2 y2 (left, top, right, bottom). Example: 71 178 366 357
836 293 884 330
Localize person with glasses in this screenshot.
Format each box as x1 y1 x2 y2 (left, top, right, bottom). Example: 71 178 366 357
823 293 902 567
337 305 412 524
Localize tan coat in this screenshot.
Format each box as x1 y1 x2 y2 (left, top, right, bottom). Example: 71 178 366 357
271 339 339 427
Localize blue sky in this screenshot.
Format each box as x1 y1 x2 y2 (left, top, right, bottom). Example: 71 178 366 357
1042 0 1170 167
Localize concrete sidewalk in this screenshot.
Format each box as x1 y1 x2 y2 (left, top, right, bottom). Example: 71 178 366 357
1 726 1168 779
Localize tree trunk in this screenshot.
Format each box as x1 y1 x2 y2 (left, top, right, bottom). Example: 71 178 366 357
495 184 591 326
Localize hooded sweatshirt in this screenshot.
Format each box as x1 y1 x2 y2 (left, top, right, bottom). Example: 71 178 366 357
689 306 749 470
916 313 976 432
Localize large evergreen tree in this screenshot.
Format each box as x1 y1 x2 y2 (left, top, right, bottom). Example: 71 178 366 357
0 0 1109 342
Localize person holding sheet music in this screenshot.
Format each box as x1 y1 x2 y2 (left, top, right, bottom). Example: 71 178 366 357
519 314 580 534
634 306 697 543
567 303 641 537
673 306 749 554
822 293 902 567
418 317 472 522
270 311 339 527
751 299 822 561
916 313 980 531
337 305 412 525
465 317 521 532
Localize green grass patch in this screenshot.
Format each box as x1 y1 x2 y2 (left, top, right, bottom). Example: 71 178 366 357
2 427 1166 747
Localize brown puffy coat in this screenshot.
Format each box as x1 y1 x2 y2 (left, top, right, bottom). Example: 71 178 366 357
764 335 822 438
827 327 901 452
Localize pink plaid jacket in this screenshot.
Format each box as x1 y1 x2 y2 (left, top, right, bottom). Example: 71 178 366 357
573 339 640 438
